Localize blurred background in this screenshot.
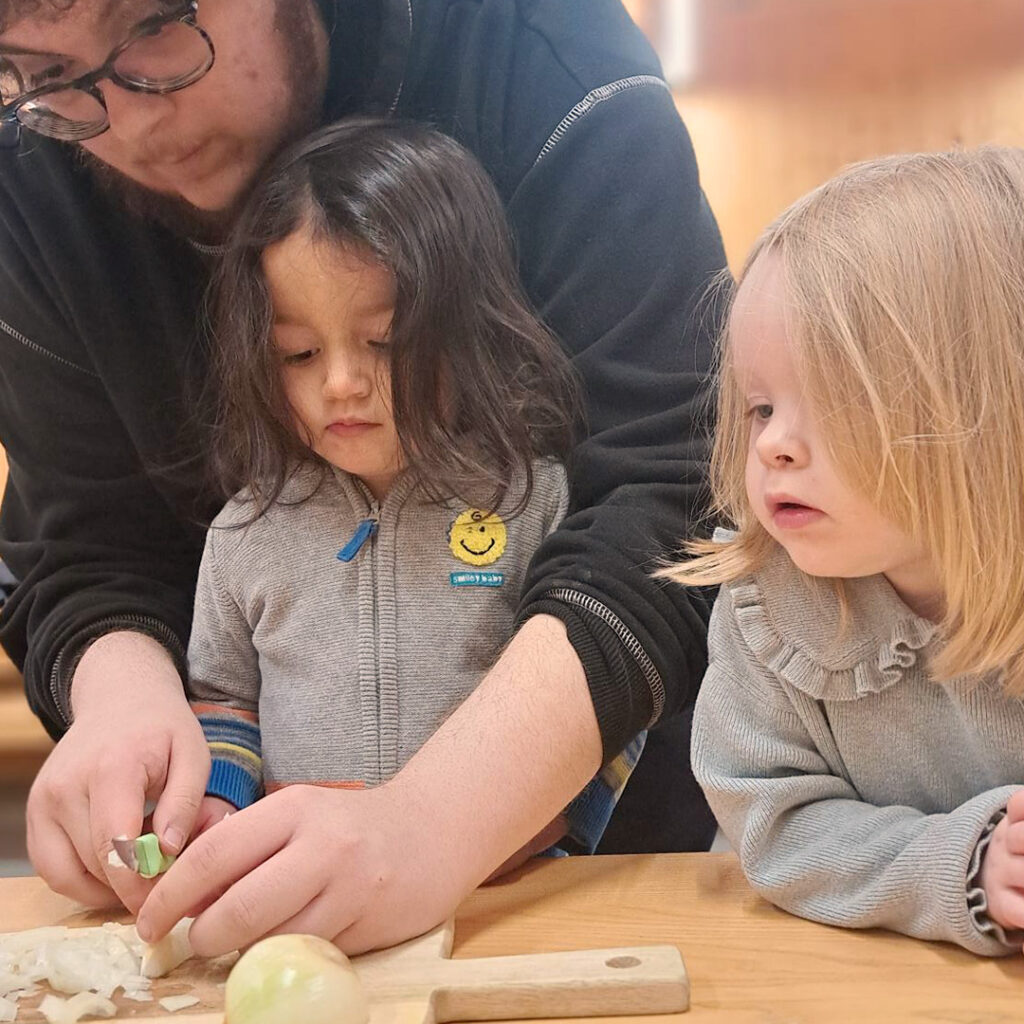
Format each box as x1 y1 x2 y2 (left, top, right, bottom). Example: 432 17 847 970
2 0 1024 873
624 0 1024 269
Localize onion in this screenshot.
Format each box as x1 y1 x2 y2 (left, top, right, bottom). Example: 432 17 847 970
159 994 201 1012
141 919 194 979
38 991 116 1023
0 920 197 1021
225 935 368 1024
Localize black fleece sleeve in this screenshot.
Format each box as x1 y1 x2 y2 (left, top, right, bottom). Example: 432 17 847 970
0 351 198 738
0 160 202 739
509 80 728 763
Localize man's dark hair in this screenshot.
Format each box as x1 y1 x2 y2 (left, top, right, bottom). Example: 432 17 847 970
208 117 580 514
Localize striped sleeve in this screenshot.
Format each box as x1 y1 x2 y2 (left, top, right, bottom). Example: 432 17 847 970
560 731 647 853
192 702 264 810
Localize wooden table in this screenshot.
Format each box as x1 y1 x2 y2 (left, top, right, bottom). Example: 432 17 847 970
4 853 1024 1022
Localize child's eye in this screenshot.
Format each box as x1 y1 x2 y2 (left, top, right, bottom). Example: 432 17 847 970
748 403 773 421
280 349 316 366
367 338 391 353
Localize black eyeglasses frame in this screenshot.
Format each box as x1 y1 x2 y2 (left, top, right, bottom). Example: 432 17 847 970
0 0 214 147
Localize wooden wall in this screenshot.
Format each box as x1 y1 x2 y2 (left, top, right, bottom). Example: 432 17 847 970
626 0 1024 268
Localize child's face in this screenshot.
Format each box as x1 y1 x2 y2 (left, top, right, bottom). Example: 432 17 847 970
262 227 402 502
732 254 942 618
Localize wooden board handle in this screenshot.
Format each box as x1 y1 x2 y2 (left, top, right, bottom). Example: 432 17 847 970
429 944 688 1021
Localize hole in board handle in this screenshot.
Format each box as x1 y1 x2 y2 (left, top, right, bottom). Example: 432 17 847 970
605 956 641 969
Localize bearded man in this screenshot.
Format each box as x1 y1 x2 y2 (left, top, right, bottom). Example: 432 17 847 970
0 0 725 954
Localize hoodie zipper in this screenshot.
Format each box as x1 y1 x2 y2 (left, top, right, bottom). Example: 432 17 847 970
336 517 379 561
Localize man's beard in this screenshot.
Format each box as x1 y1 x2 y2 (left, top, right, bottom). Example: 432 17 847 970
78 0 326 244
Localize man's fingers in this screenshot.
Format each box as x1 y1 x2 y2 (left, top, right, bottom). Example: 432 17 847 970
151 728 210 856
88 761 153 913
137 806 289 944
27 812 116 908
186 848 328 956
252 888 345 948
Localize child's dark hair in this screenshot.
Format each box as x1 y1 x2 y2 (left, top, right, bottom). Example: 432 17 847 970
208 116 580 513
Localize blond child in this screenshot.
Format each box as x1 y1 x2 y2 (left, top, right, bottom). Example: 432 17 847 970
672 147 1024 955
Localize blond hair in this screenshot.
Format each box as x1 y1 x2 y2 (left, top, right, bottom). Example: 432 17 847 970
667 146 1024 687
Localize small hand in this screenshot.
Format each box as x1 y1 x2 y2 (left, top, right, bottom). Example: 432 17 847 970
979 789 1024 933
136 781 469 956
26 632 210 913
192 795 236 839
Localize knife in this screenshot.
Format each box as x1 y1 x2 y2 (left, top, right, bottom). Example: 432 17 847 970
110 833 176 879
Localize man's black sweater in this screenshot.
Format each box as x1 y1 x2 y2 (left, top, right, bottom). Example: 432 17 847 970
0 0 727 849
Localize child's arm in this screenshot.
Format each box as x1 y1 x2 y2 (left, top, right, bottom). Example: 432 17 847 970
186 525 264 817
692 592 1019 957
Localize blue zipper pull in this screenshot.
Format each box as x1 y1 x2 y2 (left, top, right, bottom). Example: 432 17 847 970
337 517 378 562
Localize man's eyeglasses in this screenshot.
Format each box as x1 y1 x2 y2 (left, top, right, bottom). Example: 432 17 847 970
0 0 214 147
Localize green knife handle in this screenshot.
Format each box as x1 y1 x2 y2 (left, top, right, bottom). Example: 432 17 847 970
135 833 176 879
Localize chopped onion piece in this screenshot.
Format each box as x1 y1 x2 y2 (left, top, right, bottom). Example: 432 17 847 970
141 919 194 979
0 919 201 1020
121 986 154 1002
159 994 201 1012
38 991 116 1023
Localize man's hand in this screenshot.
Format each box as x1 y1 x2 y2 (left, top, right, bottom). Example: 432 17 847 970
137 614 600 955
137 781 466 955
25 631 210 913
979 789 1024 933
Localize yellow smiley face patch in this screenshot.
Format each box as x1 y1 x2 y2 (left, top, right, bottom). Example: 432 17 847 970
448 509 507 566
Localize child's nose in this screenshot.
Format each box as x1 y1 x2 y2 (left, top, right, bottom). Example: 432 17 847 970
322 352 372 399
755 416 809 468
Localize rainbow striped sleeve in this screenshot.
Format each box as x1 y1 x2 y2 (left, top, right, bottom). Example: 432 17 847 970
561 731 647 854
191 703 264 810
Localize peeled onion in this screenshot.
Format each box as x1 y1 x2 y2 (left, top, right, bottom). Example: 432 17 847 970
225 935 368 1024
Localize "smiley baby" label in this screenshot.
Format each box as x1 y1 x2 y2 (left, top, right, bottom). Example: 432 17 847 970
448 509 508 566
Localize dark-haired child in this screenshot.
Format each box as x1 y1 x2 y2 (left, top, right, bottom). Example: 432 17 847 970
177 119 643 935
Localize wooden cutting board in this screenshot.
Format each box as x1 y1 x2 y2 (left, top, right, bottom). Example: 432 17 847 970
14 917 688 1023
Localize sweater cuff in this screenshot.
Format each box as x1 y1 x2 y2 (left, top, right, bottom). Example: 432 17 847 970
207 758 263 810
519 597 651 765
195 707 262 810
561 731 647 853
966 808 1024 949
54 616 188 727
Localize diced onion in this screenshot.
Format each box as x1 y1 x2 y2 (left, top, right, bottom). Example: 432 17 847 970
225 934 368 1024
38 991 116 1023
141 919 194 979
0 919 198 1022
159 994 201 1012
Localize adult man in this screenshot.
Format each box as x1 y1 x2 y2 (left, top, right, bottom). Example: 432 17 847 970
0 0 726 954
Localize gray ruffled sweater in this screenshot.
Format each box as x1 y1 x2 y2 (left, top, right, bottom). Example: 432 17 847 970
692 535 1023 956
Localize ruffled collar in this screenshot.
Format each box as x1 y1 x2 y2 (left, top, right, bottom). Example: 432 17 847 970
724 537 940 701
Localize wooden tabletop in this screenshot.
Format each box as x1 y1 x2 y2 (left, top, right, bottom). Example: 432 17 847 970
3 852 1024 1022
